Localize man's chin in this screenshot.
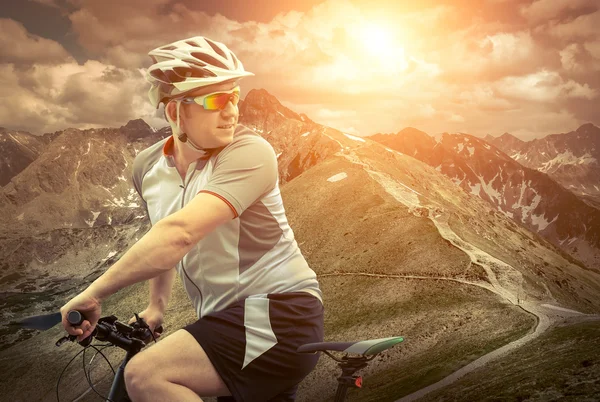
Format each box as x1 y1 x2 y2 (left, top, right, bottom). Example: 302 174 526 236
207 132 234 148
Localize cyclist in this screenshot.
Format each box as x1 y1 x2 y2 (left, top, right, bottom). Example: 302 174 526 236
60 36 324 402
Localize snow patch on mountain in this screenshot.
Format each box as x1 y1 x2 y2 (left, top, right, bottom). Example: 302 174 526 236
84 211 101 227
101 251 117 262
327 172 347 182
540 151 597 172
385 148 404 156
511 151 524 161
479 172 502 204
344 133 366 143
520 194 542 222
469 183 481 196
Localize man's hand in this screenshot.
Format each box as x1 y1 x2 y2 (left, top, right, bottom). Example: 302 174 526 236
128 306 164 340
60 292 102 342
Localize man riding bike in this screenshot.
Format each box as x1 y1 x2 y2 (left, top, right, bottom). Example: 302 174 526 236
60 36 324 402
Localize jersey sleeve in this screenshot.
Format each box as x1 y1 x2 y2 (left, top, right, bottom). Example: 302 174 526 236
199 135 278 218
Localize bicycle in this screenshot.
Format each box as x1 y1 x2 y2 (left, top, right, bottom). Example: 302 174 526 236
17 310 404 402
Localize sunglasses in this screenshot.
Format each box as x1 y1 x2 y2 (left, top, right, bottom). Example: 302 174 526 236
180 86 240 110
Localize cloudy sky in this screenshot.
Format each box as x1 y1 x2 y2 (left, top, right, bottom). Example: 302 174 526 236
1 0 599 140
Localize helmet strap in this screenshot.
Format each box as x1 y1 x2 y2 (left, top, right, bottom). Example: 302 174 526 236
174 100 215 156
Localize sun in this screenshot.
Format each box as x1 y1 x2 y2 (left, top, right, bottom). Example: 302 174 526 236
360 23 394 56
356 22 408 72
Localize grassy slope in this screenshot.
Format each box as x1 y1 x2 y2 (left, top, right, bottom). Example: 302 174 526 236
3 146 592 401
425 320 600 401
297 276 535 402
0 274 197 402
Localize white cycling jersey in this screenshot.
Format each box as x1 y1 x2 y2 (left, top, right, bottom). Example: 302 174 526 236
132 124 323 318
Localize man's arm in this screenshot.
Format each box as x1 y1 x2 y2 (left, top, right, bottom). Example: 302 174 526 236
148 266 177 313
86 192 235 302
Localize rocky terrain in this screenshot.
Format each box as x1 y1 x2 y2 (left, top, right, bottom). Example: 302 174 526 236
0 89 599 401
369 127 600 269
0 128 59 186
487 124 600 209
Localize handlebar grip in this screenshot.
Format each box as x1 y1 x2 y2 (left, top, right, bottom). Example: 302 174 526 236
67 310 84 326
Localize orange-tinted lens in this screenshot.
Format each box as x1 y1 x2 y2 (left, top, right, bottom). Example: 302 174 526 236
204 90 240 110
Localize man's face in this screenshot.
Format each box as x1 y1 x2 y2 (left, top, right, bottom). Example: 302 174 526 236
175 80 240 149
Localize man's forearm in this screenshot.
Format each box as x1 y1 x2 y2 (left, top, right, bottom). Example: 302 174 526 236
149 267 177 313
87 220 197 301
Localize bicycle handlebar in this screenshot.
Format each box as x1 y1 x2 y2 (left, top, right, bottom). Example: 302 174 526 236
57 310 164 352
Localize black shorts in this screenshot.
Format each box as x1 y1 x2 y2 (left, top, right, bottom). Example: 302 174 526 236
183 292 324 402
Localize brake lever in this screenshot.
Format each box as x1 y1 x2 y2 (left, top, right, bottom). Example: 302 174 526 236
55 333 93 347
130 313 164 343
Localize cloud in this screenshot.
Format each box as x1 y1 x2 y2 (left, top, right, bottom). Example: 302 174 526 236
545 10 600 41
583 40 600 59
482 31 535 62
0 19 73 65
4 0 600 140
28 0 61 8
448 113 465 123
520 0 598 24
506 108 581 140
0 60 151 134
67 0 241 68
495 70 597 102
559 43 592 72
457 86 516 111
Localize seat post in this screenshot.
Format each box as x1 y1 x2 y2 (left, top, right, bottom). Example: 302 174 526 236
333 356 369 402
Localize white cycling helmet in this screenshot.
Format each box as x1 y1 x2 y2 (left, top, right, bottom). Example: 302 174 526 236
146 36 254 109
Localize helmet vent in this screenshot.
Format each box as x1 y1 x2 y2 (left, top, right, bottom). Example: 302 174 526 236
204 38 227 59
160 45 177 50
183 58 207 67
174 66 217 78
230 51 239 69
191 52 228 69
185 40 201 47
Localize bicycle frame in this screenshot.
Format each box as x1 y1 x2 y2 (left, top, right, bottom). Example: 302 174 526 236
14 310 403 402
106 352 135 402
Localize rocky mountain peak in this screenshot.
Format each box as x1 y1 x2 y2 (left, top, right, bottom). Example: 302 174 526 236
397 127 429 138
575 123 599 135
244 88 283 107
239 88 304 126
118 118 154 141
298 113 315 125
498 132 523 142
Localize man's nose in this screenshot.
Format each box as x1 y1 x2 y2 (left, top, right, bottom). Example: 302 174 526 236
221 96 237 117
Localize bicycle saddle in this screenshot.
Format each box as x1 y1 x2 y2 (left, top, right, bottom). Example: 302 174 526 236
297 336 404 355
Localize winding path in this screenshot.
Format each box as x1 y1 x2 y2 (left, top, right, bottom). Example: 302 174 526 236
333 149 598 401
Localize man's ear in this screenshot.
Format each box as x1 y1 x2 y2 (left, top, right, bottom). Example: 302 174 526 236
165 101 176 123
165 100 184 124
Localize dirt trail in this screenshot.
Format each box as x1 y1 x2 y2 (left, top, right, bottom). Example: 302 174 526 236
335 150 596 402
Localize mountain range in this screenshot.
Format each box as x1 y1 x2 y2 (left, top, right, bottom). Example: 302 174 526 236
486 124 600 209
0 89 599 401
369 126 600 269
